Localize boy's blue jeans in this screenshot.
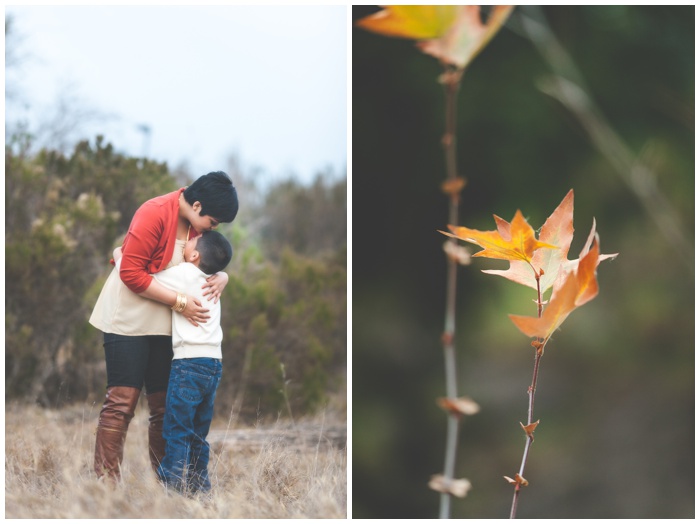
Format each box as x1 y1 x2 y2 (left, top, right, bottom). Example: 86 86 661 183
157 358 222 494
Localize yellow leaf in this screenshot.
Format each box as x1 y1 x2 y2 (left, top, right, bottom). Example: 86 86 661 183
355 6 460 40
357 6 514 69
484 189 575 291
441 210 557 263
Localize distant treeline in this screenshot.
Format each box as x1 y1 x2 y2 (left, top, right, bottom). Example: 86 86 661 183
5 136 347 420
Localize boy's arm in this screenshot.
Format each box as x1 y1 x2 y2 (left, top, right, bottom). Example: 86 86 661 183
152 264 187 293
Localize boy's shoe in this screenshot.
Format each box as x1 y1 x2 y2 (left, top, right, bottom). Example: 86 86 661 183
190 487 215 505
187 470 212 494
156 464 187 495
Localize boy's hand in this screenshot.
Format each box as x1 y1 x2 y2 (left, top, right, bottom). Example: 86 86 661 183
181 296 210 327
202 272 229 304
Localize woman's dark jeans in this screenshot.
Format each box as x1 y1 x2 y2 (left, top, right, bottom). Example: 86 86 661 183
157 358 222 494
103 333 173 394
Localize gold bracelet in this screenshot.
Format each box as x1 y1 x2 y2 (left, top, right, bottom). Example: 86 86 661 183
179 294 188 313
171 293 187 313
177 294 186 313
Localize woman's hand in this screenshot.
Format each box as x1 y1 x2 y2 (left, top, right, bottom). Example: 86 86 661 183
202 272 229 304
181 296 210 327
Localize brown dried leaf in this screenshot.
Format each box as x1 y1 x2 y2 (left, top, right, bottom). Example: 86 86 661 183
503 473 529 487
441 176 467 196
520 419 540 439
428 474 472 497
443 241 471 266
437 396 480 416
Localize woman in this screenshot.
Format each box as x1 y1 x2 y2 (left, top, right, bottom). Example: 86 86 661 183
89 171 239 480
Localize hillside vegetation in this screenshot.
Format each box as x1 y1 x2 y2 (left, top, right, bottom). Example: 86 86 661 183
5 136 347 421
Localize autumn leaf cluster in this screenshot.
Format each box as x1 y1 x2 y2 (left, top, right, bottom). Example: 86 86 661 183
442 190 616 345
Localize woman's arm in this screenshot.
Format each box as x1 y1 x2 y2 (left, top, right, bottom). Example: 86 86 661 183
121 243 211 326
119 201 169 294
117 193 210 325
201 271 229 304
139 277 211 327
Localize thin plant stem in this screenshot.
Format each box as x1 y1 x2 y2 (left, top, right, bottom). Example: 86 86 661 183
509 269 546 519
439 66 464 519
509 345 543 518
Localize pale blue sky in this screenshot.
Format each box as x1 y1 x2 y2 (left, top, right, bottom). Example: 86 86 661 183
5 5 347 183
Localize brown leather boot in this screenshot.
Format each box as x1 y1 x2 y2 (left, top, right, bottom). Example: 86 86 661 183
94 386 141 480
147 390 168 473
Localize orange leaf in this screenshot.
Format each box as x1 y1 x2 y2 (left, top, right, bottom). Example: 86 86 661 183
441 210 557 263
509 234 603 341
493 214 511 240
357 6 514 69
552 218 618 293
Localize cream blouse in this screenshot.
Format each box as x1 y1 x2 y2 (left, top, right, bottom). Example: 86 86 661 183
89 239 186 336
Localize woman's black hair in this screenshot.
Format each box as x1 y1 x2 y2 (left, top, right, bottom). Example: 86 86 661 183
195 231 233 275
183 171 239 223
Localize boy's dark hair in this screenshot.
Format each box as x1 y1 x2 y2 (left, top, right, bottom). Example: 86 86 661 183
195 231 233 275
184 171 239 223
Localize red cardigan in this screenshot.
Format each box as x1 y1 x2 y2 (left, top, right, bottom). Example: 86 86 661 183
118 188 198 294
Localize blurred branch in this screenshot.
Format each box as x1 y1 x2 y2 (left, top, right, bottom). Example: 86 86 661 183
37 85 117 155
5 14 29 103
439 66 463 520
514 6 693 271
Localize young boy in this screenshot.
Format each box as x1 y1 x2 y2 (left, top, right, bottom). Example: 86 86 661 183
114 230 232 494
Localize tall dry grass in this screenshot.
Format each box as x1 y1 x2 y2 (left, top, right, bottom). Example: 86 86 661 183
5 400 346 518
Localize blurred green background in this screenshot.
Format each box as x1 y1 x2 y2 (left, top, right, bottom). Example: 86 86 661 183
352 5 693 519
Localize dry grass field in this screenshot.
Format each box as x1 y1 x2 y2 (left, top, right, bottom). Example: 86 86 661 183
5 400 347 518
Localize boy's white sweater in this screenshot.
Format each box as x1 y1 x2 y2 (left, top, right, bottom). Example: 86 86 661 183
153 262 223 360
